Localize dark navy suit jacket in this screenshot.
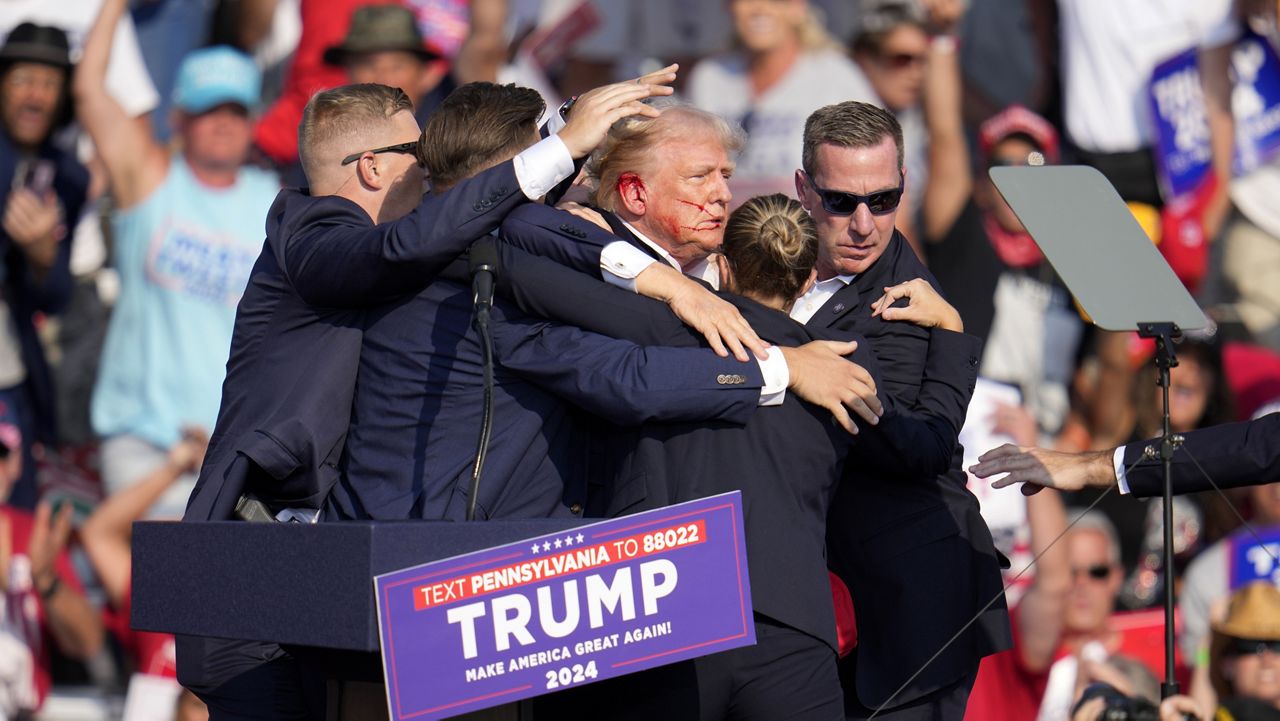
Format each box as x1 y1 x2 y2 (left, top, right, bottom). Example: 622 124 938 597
183 160 528 523
328 257 766 521
495 206 979 654
1123 412 1279 496
811 231 1009 708
0 133 85 452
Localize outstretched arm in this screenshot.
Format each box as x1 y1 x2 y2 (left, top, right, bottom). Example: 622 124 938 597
72 0 167 209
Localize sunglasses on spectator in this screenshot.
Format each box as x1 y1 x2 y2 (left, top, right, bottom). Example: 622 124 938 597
1225 638 1280 657
802 171 904 216
1071 564 1112 582
879 51 927 69
341 141 419 166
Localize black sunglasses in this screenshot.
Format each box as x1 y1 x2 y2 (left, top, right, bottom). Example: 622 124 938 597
1225 638 1280 657
1071 564 1111 582
341 141 419 166
802 171 904 216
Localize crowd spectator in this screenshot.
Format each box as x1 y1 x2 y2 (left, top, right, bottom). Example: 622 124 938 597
130 0 218 143
75 0 278 518
926 103 1083 441
0 0 159 120
1200 581 1280 721
323 4 455 128
81 426 208 717
687 0 873 201
1179 478 1280 662
1202 0 1280 351
0 422 103 716
0 24 86 512
1057 0 1237 291
849 0 934 238
967 509 1177 720
0 0 1271 715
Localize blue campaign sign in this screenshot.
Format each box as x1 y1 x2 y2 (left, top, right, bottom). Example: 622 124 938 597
374 492 755 720
1228 523 1280 589
1232 30 1280 175
1149 47 1213 200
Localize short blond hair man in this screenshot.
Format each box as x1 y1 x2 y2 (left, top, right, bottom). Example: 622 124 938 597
179 71 676 719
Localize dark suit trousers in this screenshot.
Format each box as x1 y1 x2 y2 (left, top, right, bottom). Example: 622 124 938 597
532 616 842 721
839 653 977 721
695 616 844 721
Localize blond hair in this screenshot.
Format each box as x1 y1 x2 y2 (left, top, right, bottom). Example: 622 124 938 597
589 100 745 212
722 194 817 302
729 3 840 52
298 83 414 187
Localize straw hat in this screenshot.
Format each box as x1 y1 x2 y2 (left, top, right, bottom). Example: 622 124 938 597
1209 581 1280 696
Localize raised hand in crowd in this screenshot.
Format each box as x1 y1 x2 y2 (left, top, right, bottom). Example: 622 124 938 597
1 188 61 273
920 0 966 35
633 261 769 362
0 501 105 661
557 64 678 160
870 277 964 332
991 401 1041 447
1160 695 1206 721
81 426 209 608
780 340 883 434
73 0 166 209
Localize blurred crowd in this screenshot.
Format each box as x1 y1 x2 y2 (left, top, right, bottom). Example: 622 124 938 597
0 0 1278 719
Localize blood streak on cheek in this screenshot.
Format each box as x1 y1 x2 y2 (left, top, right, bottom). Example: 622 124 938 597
676 199 710 215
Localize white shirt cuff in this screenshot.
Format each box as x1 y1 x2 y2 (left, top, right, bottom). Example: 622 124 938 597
513 134 575 200
756 345 788 406
1113 446 1131 494
601 241 658 291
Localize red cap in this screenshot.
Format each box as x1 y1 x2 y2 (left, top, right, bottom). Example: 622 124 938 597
978 105 1060 164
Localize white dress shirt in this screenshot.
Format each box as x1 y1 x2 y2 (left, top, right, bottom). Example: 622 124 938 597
595 222 787 404
789 274 856 324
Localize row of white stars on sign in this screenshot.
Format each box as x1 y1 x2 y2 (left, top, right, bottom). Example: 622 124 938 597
530 534 586 554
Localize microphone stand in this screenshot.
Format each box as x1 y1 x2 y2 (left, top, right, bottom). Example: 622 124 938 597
1137 321 1184 700
467 243 499 523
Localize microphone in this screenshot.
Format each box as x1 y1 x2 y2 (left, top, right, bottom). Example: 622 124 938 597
469 238 499 326
466 238 500 522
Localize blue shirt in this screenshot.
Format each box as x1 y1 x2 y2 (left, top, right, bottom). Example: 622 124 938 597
92 156 278 447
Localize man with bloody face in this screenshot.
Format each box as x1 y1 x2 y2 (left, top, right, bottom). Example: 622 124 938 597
586 100 741 289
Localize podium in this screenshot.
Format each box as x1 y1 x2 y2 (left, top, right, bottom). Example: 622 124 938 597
131 519 590 720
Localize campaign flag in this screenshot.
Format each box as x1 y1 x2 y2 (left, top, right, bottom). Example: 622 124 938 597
1228 523 1280 589
1231 30 1280 175
1150 47 1214 201
375 492 755 720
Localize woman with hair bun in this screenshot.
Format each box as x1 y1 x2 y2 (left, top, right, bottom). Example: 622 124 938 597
519 193 972 720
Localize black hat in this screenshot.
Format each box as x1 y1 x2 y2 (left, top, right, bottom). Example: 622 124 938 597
0 23 72 69
324 5 440 66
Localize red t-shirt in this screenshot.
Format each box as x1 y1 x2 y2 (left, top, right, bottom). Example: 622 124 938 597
1 505 87 709
964 607 1059 721
965 608 1190 720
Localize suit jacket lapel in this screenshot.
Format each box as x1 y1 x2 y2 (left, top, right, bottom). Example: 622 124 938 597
806 230 908 329
602 210 667 263
807 282 862 330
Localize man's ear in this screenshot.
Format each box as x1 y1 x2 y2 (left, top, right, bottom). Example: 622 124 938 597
354 154 384 190
795 169 812 212
617 172 648 217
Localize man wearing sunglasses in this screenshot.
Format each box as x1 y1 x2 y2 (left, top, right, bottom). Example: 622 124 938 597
791 100 1008 721
177 74 672 720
